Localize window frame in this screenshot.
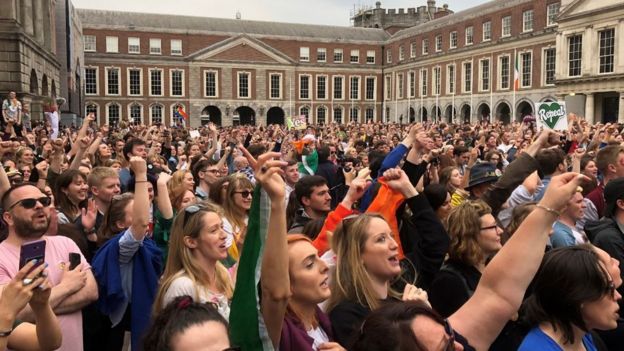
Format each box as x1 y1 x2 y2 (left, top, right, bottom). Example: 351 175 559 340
465 26 474 46
316 74 328 100
128 103 143 125
105 66 121 96
169 69 185 97
463 61 472 93
84 66 98 95
237 71 252 99
333 49 343 63
365 76 376 101
447 64 456 95
502 16 512 38
522 10 534 33
349 76 361 100
84 35 96 52
149 38 162 55
397 73 404 99
567 34 583 78
542 47 556 86
350 49 360 64
204 70 219 98
299 47 310 62
317 48 327 63
170 39 183 56
498 55 511 90
149 104 163 125
105 36 118 53
299 74 311 100
128 37 140 54
106 103 121 126
387 50 392 63
547 3 560 27
450 31 458 49
479 58 490 92
333 75 345 100
148 68 164 97
269 72 282 100
420 68 428 97
127 67 143 96
422 38 429 55
367 50 376 64
599 28 615 74
482 21 492 42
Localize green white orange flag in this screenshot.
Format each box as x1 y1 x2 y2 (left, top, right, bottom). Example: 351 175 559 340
514 50 520 91
229 186 274 351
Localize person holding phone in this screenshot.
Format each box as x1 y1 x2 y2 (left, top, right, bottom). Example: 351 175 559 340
0 260 62 351
0 183 98 351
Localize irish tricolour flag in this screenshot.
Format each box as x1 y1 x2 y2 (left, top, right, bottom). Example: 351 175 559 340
514 51 520 91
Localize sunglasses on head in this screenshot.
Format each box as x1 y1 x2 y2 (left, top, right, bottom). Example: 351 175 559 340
8 196 52 211
183 203 206 227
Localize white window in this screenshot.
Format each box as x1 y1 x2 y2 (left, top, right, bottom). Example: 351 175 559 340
204 70 218 98
238 72 251 98
568 35 582 77
84 35 96 52
85 67 98 95
350 50 359 63
420 69 428 97
385 75 392 100
106 36 118 53
333 107 343 124
480 59 490 91
334 49 343 63
128 37 140 54
410 42 417 58
127 68 142 96
317 48 326 62
367 50 375 64
520 52 532 88
409 71 416 98
316 75 327 100
387 50 392 63
399 46 404 61
523 10 534 32
150 39 162 55
105 67 120 95
483 21 492 41
543 48 556 86
447 64 456 94
269 73 282 99
422 39 429 55
107 103 120 126
547 3 560 27
300 47 310 62
129 103 142 124
499 56 510 90
433 67 441 96
465 26 474 45
450 31 457 49
350 76 360 100
502 16 511 37
170 69 184 96
149 68 163 96
599 28 615 74
365 107 375 122
317 106 327 124
150 104 163 124
463 62 472 93
171 39 182 55
397 73 404 99
333 76 344 100
299 74 311 99
365 77 375 100
435 35 442 52
349 107 359 123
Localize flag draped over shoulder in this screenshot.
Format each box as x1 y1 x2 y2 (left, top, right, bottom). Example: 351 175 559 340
229 186 274 351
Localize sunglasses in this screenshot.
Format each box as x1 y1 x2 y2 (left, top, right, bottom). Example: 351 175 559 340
8 196 52 211
234 190 253 198
183 203 206 227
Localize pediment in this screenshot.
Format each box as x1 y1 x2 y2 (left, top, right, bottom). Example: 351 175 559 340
560 0 624 19
190 35 293 64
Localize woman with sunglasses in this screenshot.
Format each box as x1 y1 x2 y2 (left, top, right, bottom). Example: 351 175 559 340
256 152 346 351
222 174 253 262
519 245 622 350
351 173 589 351
153 200 232 319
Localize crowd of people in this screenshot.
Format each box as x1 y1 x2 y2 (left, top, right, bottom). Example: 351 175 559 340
0 90 623 351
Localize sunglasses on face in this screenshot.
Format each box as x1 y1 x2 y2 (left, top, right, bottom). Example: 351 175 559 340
8 196 52 211
234 190 253 198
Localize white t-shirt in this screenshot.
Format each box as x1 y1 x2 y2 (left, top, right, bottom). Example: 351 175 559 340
162 273 230 320
307 326 330 350
45 111 59 139
222 216 248 249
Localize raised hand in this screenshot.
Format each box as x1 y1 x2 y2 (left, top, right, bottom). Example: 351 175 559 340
81 199 98 232
401 283 430 307
539 172 589 214
129 156 147 176
254 152 287 202
157 171 172 185
0 260 48 320
383 168 418 198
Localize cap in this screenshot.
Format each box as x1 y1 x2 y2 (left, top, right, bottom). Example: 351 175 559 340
467 162 499 190
604 177 624 217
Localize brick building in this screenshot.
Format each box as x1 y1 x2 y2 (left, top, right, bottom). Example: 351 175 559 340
78 0 623 126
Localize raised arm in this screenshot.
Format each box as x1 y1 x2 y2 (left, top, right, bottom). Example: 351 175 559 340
204 124 218 160
450 173 588 350
129 157 150 240
155 172 174 220
69 136 91 170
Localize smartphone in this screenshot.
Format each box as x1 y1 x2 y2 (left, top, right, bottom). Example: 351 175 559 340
19 240 46 270
69 252 81 270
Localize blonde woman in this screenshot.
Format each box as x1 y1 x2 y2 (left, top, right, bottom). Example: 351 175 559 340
154 201 233 319
222 174 253 261
168 169 195 193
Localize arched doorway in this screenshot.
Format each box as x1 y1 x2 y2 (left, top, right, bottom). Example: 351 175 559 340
477 103 490 121
495 101 511 124
409 107 415 122
41 75 49 96
235 106 255 125
420 106 428 122
460 104 471 123
266 107 285 125
51 80 57 98
432 106 441 122
516 100 534 121
200 105 222 126
30 69 38 94
444 105 457 123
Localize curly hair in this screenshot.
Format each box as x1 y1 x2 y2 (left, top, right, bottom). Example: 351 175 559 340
446 200 492 266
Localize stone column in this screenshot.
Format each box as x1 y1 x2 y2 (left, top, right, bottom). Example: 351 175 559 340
585 93 595 124
619 92 624 124
21 0 34 36
33 0 44 45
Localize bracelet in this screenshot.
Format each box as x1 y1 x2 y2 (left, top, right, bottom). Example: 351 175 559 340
135 180 149 183
0 328 13 337
535 204 561 217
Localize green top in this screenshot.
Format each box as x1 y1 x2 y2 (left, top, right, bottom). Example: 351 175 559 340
153 209 174 266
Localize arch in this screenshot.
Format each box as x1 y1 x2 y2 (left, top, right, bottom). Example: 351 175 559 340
476 102 491 121
267 106 285 125
420 106 428 122
150 104 164 124
29 69 38 94
349 106 360 123
365 106 375 122
431 105 441 122
316 106 327 125
444 104 457 123
494 101 512 124
516 99 534 121
51 80 57 98
299 106 310 124
540 96 557 103
200 105 222 126
41 75 49 96
333 106 344 124
409 107 416 123
460 104 471 123
129 103 143 125
171 103 186 126
106 103 121 126
234 106 255 125
85 102 99 124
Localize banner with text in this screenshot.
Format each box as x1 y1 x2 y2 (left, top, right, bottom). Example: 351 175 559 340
535 101 568 131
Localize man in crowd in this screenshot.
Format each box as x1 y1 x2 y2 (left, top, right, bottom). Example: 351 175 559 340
288 175 331 233
119 138 147 191
192 158 221 200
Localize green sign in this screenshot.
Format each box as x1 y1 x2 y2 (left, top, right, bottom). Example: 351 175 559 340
535 101 567 131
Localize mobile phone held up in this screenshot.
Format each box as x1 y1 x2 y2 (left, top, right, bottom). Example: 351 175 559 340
19 240 46 271
69 252 81 270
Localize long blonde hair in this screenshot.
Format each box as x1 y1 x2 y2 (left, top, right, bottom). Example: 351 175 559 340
327 213 399 312
222 174 253 234
153 201 233 315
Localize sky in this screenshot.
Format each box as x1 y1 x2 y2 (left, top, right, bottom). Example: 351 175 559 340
72 0 491 27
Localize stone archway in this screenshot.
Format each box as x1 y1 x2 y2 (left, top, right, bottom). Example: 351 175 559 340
267 106 285 125
495 101 511 124
201 105 222 126
235 106 255 125
477 103 490 121
420 106 428 122
431 105 442 122
516 100 534 121
460 104 471 123
30 69 38 94
41 75 49 96
409 107 415 123
444 105 457 123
